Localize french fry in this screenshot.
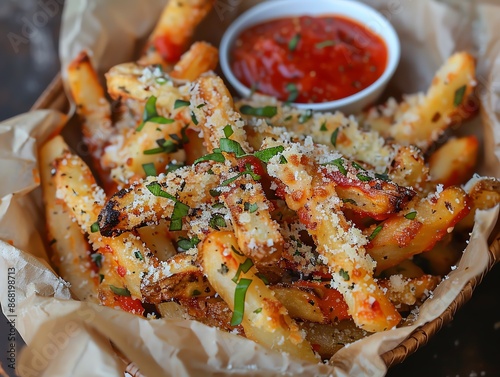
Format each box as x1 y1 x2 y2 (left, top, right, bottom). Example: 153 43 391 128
40 136 99 303
389 52 477 149
429 136 479 187
266 141 402 332
200 231 318 362
366 186 470 274
139 0 214 66
170 41 219 81
53 152 150 303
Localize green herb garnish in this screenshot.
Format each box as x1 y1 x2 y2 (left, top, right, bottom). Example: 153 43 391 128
368 225 383 241
404 211 417 220
90 221 99 233
288 33 301 52
232 258 254 283
323 158 347 175
110 285 131 297
339 268 350 281
177 236 201 251
285 83 299 103
209 214 227 230
230 278 252 326
454 85 466 107
253 145 284 163
174 99 190 109
331 128 339 147
240 105 277 118
142 163 157 177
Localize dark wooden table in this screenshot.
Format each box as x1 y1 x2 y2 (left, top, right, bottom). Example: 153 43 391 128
0 1 499 376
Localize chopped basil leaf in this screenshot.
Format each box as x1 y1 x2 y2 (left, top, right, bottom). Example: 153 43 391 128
240 105 277 118
91 253 102 268
110 285 131 297
279 155 288 164
137 96 160 131
212 202 225 209
375 172 390 181
288 33 301 52
209 188 221 197
197 103 206 108
454 85 466 107
174 99 190 109
209 214 226 230
352 162 366 171
147 116 174 125
146 182 189 231
147 182 176 201
142 163 157 177
253 145 284 163
134 250 144 261
177 236 200 251
244 202 258 213
232 258 254 283
253 308 262 314
170 201 189 231
219 138 246 157
192 289 201 296
223 124 234 138
369 225 383 241
339 268 350 281
285 83 299 103
316 40 337 49
404 211 417 220
221 166 261 186
331 128 339 147
320 121 327 131
298 109 313 124
90 221 99 233
194 152 225 164
191 111 199 125
323 158 347 175
166 162 184 173
230 278 252 326
357 173 372 182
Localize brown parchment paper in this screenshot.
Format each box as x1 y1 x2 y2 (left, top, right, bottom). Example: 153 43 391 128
1 0 500 376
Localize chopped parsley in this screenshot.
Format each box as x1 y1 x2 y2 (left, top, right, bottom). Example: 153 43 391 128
454 85 466 107
136 96 174 131
177 236 200 251
209 213 226 230
90 221 99 233
323 158 347 175
244 202 258 213
91 253 102 268
134 250 144 261
230 278 252 326
142 163 157 177
110 285 131 297
288 33 301 52
404 211 417 220
339 268 350 281
253 145 284 163
232 258 254 283
331 128 339 147
240 105 277 118
174 99 190 109
298 109 313 124
368 225 383 241
285 83 299 103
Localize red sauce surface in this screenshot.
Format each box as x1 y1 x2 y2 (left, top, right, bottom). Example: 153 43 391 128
231 15 388 103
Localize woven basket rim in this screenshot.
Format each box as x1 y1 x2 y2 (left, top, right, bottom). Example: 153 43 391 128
32 74 500 375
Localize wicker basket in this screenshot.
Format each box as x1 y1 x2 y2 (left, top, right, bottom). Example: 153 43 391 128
32 74 500 377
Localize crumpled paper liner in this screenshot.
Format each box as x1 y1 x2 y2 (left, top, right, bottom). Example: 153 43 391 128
1 0 500 376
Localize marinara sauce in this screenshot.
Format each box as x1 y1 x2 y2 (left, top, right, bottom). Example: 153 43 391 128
231 15 388 104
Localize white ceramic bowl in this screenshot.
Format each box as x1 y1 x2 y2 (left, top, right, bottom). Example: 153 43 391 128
219 0 400 114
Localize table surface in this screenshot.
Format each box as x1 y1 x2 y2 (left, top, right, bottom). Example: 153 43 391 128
0 1 499 376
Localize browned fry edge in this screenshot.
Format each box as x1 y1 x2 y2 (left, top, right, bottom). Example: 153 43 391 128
32 74 500 373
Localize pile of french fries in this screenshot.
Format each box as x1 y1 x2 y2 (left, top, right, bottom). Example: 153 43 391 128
40 0 500 362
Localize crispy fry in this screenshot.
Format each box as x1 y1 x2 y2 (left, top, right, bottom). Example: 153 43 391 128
170 41 219 81
139 0 214 66
40 136 99 303
53 152 150 303
200 231 318 362
429 136 479 187
266 141 401 332
389 52 476 149
366 186 470 274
